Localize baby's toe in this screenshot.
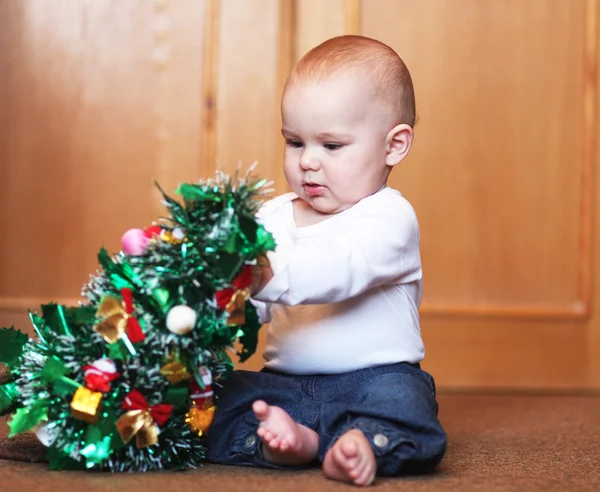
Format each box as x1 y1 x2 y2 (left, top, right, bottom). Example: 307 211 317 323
252 400 270 420
340 438 359 458
355 465 376 487
269 436 283 448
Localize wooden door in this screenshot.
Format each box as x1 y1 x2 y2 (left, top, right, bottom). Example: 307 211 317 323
1 0 599 390
358 0 600 390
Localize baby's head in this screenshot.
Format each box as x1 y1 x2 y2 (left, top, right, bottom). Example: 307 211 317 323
281 35 415 215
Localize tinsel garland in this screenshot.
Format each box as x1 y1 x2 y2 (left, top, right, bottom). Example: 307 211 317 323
0 169 275 471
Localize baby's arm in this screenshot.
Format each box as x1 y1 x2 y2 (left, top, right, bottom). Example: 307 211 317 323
253 200 421 306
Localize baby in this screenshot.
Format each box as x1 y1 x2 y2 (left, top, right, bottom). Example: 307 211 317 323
206 35 446 486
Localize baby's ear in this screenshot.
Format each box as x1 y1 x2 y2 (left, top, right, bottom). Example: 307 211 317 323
385 124 414 166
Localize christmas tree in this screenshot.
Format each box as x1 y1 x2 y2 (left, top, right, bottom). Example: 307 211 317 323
0 170 274 471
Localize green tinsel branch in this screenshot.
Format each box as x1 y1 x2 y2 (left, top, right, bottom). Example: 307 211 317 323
0 169 275 471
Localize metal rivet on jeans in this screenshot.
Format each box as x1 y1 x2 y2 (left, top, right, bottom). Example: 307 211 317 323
373 433 389 448
245 435 257 447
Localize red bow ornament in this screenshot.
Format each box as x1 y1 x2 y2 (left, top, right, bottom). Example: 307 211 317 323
215 265 253 325
93 288 146 344
116 390 173 448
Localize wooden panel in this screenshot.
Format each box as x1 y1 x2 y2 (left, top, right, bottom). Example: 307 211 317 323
294 0 360 60
360 0 600 389
0 0 207 330
421 317 590 390
363 0 592 318
215 0 290 193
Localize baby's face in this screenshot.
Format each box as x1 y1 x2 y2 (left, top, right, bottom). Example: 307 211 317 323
281 75 392 215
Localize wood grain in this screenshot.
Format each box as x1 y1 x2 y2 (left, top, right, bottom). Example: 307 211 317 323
0 0 206 309
364 0 591 316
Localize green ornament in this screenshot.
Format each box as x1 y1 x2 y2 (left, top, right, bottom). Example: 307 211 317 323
81 425 113 467
223 230 240 254
72 305 98 325
52 377 81 397
40 356 68 383
107 339 130 361
176 182 218 202
28 312 48 344
158 182 192 222
0 382 19 415
98 248 141 290
8 405 48 436
216 253 244 282
152 287 171 313
256 225 276 251
164 385 190 413
237 303 261 363
0 327 29 368
238 213 258 243
41 304 72 337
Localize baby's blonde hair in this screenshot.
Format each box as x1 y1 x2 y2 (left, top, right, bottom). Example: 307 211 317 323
286 35 416 128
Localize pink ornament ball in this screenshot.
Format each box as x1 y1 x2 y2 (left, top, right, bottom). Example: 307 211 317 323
121 228 149 256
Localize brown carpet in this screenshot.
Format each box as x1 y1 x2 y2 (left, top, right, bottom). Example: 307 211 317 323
1 394 599 491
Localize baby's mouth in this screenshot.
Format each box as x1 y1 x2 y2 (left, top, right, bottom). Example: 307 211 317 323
303 182 325 196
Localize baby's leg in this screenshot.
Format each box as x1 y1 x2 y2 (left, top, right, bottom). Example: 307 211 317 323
253 400 318 465
205 369 316 468
318 363 447 485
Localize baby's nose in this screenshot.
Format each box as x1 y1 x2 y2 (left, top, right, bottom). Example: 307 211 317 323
300 154 320 171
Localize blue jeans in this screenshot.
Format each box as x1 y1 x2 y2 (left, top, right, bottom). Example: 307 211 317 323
205 362 447 476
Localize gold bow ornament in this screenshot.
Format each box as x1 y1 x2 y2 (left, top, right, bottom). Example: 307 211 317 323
116 390 173 448
93 288 145 344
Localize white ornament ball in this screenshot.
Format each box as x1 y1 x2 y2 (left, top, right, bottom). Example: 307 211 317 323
172 228 186 241
90 358 118 375
166 305 197 335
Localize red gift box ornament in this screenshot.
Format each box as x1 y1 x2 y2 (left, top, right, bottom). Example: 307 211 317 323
83 358 120 393
116 390 173 448
215 265 253 326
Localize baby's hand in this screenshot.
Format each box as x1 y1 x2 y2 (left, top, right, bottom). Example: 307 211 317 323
252 255 273 295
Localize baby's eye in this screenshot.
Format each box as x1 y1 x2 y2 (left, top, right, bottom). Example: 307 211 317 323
286 139 303 149
324 143 343 151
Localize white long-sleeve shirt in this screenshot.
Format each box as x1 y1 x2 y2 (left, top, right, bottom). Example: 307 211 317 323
252 187 425 375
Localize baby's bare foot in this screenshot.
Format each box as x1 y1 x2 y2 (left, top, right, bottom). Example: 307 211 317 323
322 429 377 486
252 400 318 465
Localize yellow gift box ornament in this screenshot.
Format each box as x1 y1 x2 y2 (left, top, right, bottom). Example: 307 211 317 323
70 386 103 424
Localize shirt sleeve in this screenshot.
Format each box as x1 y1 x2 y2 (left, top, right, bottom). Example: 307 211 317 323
253 198 422 305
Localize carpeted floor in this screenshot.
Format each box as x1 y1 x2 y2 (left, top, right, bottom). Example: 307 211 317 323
1 393 599 491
